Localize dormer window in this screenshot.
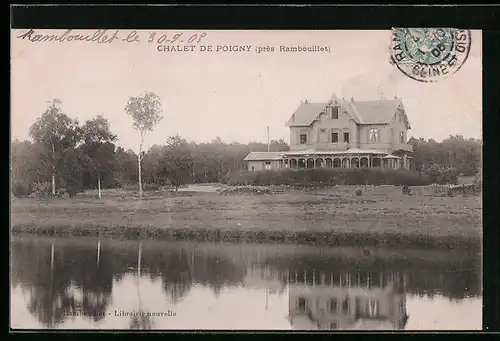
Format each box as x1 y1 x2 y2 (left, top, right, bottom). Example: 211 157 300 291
327 105 339 119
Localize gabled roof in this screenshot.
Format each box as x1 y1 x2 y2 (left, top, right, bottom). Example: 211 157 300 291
286 94 410 129
244 152 284 161
353 99 402 124
286 102 329 126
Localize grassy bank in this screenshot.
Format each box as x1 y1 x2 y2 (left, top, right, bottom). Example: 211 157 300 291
11 185 481 250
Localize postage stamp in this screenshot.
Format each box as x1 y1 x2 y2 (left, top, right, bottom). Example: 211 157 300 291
390 28 472 82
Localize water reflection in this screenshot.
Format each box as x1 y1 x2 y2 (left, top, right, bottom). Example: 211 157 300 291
10 237 481 330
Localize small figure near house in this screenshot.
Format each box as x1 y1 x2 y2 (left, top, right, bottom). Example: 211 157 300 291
402 185 411 195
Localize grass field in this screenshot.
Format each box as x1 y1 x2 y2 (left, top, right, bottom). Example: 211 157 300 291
10 185 482 249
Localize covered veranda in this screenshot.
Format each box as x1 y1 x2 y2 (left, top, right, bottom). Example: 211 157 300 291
284 150 406 170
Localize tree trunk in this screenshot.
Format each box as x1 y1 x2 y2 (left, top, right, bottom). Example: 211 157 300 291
51 141 56 196
138 132 144 200
52 173 56 196
138 153 143 199
97 172 102 199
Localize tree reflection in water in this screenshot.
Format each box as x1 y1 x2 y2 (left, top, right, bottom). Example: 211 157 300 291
10 238 481 329
129 241 153 330
11 240 114 328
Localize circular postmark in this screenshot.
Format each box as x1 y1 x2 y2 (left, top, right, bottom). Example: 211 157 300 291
390 28 471 82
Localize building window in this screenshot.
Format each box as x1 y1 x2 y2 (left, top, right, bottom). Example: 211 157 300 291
342 297 349 313
399 131 405 143
328 299 338 313
331 106 339 119
320 128 326 133
300 134 307 144
265 161 271 165
331 132 339 143
368 300 379 317
297 297 308 313
326 105 339 119
251 166 255 172
369 128 380 143
343 132 350 143
329 322 338 330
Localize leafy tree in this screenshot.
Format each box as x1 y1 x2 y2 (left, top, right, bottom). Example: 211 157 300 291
159 135 193 192
29 99 81 196
81 115 118 198
11 140 52 196
115 147 138 186
408 135 481 176
58 148 87 197
269 138 290 152
124 92 163 199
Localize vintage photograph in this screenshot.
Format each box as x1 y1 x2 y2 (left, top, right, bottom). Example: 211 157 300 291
10 29 482 330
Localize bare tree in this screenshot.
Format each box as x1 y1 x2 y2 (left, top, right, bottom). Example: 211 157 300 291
124 92 163 200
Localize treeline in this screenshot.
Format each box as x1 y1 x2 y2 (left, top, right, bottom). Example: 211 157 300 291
11 98 290 198
408 136 482 176
11 96 482 198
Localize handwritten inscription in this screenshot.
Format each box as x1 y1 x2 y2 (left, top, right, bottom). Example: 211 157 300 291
16 29 208 45
15 30 330 55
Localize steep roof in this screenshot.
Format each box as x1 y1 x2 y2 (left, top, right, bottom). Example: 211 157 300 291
286 102 329 126
286 95 408 128
353 99 402 124
244 152 284 161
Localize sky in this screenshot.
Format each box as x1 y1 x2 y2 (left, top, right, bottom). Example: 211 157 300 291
11 29 482 152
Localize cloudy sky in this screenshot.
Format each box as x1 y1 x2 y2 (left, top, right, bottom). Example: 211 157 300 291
11 29 482 152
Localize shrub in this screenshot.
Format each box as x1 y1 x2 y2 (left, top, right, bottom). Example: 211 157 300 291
143 183 160 191
473 172 482 193
56 187 69 198
225 168 430 187
355 188 363 196
423 164 459 185
402 185 411 195
12 180 32 197
31 181 53 198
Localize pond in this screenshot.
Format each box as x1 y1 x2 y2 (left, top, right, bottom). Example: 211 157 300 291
10 236 482 330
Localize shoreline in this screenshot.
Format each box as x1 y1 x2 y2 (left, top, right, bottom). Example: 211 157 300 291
11 224 481 251
11 185 481 251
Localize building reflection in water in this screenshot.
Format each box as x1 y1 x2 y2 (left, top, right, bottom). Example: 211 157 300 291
11 237 480 329
286 270 409 330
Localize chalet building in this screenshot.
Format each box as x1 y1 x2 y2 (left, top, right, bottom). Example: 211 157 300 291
244 93 414 171
287 270 409 330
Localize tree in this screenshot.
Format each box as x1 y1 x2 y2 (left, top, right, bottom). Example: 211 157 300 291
269 138 290 152
29 99 81 196
11 140 52 196
159 135 193 192
125 92 163 200
115 147 138 186
81 115 118 198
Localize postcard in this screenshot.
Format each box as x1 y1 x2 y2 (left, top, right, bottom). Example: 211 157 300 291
10 28 482 331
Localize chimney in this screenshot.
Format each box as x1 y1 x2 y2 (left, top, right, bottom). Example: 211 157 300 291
394 95 398 99
351 97 354 102
304 99 309 104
